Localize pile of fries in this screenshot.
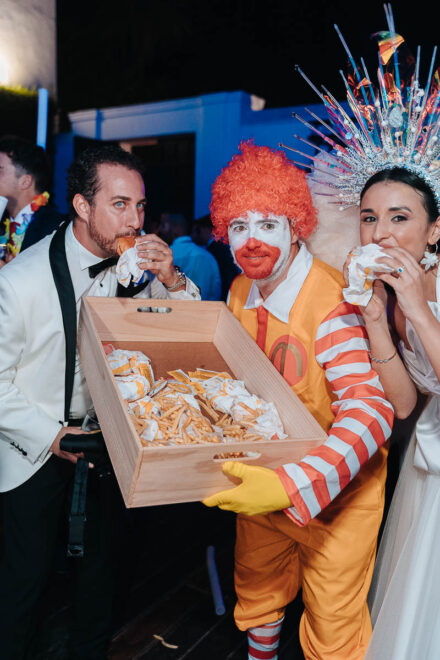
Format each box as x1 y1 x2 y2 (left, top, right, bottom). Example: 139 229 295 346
104 347 285 448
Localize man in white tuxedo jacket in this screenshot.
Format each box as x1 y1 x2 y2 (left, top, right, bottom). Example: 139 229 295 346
0 145 200 659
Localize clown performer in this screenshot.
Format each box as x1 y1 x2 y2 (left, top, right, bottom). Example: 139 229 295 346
203 141 394 660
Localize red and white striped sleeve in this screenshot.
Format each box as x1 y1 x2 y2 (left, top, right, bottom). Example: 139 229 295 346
276 301 394 527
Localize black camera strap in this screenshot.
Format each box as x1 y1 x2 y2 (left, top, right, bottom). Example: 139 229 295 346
66 458 89 558
49 222 89 557
49 221 76 423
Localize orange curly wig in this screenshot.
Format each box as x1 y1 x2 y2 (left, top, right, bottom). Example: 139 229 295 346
210 141 317 243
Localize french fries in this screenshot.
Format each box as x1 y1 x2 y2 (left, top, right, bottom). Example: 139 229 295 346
106 347 284 447
133 385 269 447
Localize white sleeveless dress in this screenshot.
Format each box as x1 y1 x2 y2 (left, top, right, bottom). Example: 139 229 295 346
365 272 440 659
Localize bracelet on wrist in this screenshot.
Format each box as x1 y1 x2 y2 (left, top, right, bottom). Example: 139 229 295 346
163 266 186 291
368 349 397 364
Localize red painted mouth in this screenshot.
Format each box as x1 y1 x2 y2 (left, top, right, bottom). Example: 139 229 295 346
235 239 281 279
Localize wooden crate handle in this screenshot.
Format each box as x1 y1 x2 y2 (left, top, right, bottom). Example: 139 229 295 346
212 451 261 463
137 306 172 313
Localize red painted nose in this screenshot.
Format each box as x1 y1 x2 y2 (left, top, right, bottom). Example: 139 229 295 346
246 237 262 250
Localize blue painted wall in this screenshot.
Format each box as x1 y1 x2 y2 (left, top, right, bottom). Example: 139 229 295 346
54 91 327 217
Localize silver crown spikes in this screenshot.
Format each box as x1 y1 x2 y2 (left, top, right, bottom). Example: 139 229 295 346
281 4 440 212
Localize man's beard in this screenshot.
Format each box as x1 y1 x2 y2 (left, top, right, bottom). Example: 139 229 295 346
89 212 137 256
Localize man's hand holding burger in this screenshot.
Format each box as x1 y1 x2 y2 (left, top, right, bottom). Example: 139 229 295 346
117 235 184 290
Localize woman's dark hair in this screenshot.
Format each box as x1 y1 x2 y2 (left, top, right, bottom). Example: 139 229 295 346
360 167 439 224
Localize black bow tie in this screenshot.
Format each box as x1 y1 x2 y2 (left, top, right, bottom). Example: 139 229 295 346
88 257 118 278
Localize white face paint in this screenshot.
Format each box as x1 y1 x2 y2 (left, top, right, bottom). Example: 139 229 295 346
228 211 293 281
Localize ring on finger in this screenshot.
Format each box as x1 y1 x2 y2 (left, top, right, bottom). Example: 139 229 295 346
396 265 405 274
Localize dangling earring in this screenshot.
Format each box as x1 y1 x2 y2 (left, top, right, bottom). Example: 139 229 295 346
420 243 439 271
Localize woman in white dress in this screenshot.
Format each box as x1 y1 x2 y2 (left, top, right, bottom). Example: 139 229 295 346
354 167 440 659
279 6 440 652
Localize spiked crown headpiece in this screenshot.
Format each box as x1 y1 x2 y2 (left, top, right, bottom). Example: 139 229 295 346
283 4 440 212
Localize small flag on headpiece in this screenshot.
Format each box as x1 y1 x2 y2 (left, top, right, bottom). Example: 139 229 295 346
373 31 404 66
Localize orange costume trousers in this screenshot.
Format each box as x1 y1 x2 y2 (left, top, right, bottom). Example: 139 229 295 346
234 445 388 660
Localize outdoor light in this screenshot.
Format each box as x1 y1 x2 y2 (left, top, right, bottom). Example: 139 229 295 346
0 55 8 85
36 88 49 149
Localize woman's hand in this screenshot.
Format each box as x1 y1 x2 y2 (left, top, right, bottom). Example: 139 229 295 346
375 247 430 323
343 249 388 325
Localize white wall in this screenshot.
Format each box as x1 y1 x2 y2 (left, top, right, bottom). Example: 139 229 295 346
0 0 56 95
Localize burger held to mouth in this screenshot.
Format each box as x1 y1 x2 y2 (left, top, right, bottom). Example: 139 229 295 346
116 235 138 255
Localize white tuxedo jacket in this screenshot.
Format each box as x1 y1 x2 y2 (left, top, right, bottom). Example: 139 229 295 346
0 231 200 492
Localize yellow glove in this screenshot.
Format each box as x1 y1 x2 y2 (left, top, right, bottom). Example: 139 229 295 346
202 461 291 515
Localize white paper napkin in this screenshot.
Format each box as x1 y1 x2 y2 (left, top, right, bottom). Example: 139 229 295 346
343 244 394 306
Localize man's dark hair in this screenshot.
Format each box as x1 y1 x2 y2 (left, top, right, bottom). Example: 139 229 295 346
66 144 144 220
0 135 52 193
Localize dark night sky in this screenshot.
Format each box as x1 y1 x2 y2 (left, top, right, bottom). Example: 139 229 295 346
57 1 439 113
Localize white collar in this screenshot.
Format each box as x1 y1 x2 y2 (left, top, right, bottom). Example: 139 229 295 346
11 202 33 226
243 243 313 323
66 222 105 272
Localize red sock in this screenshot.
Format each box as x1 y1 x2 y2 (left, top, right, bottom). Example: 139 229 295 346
248 616 284 660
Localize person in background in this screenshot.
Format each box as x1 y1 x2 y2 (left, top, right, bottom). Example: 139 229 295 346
158 211 221 300
192 213 240 301
0 135 63 267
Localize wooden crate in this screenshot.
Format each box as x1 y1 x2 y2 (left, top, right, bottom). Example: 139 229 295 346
78 298 326 507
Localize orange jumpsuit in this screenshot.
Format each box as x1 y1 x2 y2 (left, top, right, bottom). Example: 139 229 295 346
229 256 392 659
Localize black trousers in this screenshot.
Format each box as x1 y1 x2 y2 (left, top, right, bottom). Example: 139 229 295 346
0 456 119 659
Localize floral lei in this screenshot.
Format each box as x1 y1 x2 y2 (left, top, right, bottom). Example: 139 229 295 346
0 191 49 257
